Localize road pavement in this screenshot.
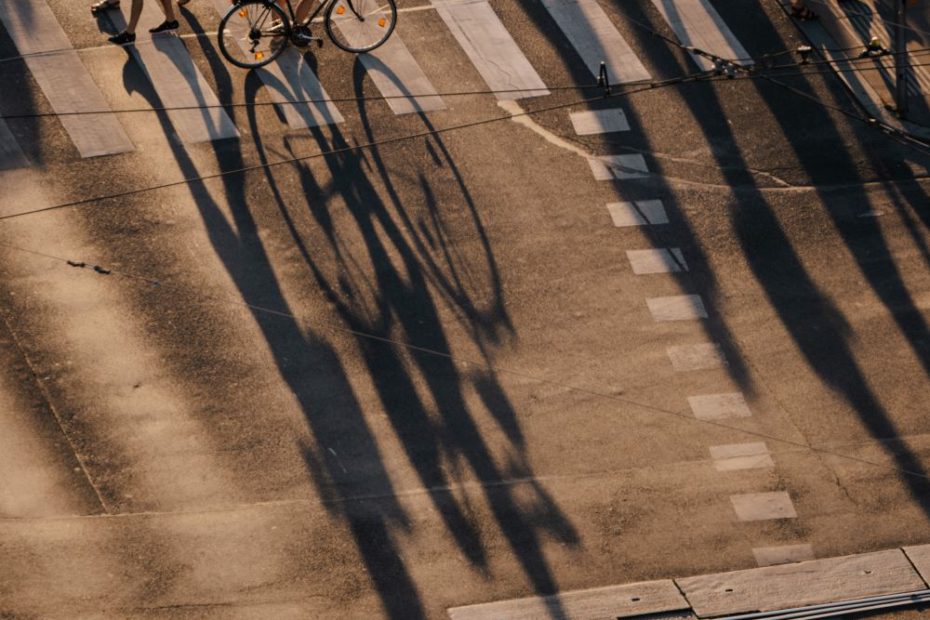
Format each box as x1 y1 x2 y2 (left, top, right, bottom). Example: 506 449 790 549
2 0 930 618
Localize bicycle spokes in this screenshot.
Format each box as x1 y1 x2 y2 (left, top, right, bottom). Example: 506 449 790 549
326 0 396 52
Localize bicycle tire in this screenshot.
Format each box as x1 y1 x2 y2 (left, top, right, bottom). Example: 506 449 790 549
324 0 397 53
218 0 290 69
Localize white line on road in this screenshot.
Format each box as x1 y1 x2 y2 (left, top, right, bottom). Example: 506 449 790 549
357 34 446 115
666 342 726 371
626 247 687 274
570 108 630 135
606 200 668 227
651 0 753 72
646 294 707 321
688 392 751 420
431 0 549 99
730 491 797 521
0 0 134 157
540 0 651 84
588 154 649 180
709 442 773 471
114 3 239 143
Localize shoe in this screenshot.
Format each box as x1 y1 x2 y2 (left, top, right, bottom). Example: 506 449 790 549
790 5 818 20
149 20 179 33
90 0 119 15
108 30 136 44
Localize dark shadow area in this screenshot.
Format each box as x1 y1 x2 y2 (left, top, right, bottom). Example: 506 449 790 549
607 0 930 516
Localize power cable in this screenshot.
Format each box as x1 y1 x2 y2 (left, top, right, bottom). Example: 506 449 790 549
3 235 930 485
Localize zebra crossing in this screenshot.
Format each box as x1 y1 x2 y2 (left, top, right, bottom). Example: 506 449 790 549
0 0 756 167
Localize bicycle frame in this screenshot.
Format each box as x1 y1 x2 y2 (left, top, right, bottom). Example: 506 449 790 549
278 0 362 28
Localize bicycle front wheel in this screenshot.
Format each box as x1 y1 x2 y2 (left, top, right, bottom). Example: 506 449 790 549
324 0 397 53
219 0 289 69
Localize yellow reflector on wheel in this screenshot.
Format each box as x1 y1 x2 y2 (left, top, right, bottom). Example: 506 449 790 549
378 17 386 26
255 51 264 60
336 5 345 13
239 8 248 16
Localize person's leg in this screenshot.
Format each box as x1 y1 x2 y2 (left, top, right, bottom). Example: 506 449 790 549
294 0 314 24
126 0 144 33
150 0 180 32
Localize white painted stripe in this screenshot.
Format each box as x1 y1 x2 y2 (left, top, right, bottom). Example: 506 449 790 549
677 549 923 617
540 0 651 84
358 34 446 115
710 442 773 471
651 0 752 72
688 392 751 420
666 342 726 371
647 294 707 322
0 0 134 157
431 0 549 99
588 154 648 180
626 248 687 274
730 491 797 521
0 120 27 169
606 200 668 227
210 0 343 128
447 580 690 620
570 108 629 135
112 6 239 143
753 544 815 567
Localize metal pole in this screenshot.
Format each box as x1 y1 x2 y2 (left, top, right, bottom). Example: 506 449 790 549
894 0 909 116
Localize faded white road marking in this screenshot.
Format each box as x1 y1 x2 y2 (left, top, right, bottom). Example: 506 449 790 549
0 0 134 157
667 342 726 371
113 4 238 142
540 0 650 84
627 248 687 275
570 108 630 135
606 200 668 227
589 154 649 180
688 392 751 420
357 34 445 115
647 294 707 321
651 0 752 72
753 544 815 566
709 442 773 471
731 491 797 521
431 0 548 99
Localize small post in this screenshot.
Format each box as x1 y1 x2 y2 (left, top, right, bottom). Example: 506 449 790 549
598 61 611 96
893 0 908 117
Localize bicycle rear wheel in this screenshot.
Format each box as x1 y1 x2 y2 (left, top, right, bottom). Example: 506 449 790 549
218 0 289 69
324 0 397 53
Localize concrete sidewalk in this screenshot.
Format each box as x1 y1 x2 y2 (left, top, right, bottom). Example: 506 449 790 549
448 544 930 619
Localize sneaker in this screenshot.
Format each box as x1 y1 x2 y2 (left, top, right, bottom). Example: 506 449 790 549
149 20 180 33
108 30 136 44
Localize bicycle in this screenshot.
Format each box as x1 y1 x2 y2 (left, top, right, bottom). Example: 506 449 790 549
217 0 397 69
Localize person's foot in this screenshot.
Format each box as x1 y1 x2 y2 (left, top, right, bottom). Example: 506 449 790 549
108 30 136 44
149 20 180 33
90 0 119 15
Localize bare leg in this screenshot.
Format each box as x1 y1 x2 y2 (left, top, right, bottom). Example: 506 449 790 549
126 0 144 33
157 0 176 21
295 0 314 24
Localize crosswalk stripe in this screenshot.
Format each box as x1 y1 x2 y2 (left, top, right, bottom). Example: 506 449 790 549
358 34 446 115
210 0 343 129
0 0 134 158
0 119 27 170
540 0 651 84
430 0 549 99
111 4 239 143
651 0 752 71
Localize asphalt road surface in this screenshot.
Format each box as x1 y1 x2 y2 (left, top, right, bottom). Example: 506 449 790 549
2 0 930 618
